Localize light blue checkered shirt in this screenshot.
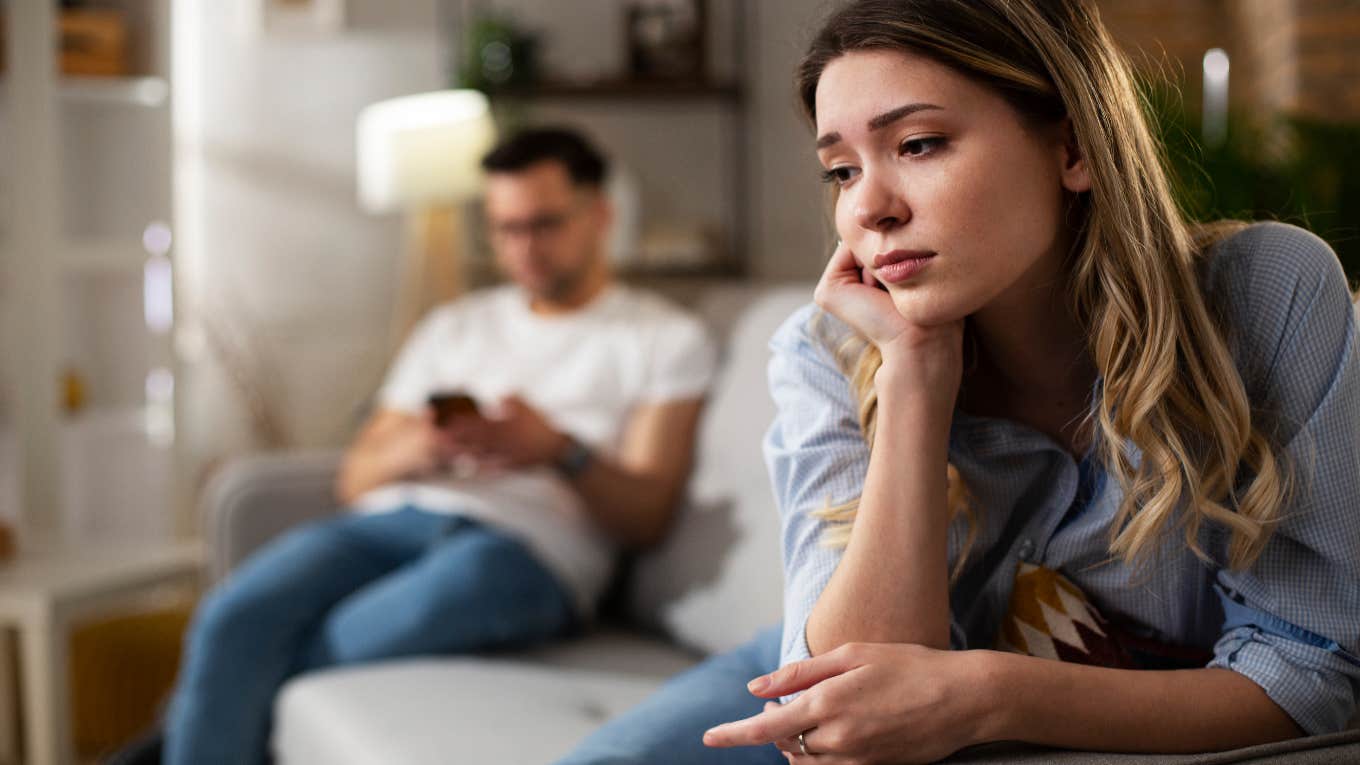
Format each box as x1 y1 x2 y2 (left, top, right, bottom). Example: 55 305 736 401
766 222 1360 735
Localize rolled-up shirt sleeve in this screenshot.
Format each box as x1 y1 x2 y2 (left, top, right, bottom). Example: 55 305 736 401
1206 224 1360 735
763 305 870 674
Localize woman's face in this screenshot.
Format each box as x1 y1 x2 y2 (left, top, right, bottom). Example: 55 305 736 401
814 50 1088 327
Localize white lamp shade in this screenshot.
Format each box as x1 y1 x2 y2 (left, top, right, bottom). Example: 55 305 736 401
356 90 497 213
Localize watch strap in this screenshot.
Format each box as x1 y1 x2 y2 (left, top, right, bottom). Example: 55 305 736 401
553 436 594 479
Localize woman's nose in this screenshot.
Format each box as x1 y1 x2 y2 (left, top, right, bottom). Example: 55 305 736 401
852 172 910 232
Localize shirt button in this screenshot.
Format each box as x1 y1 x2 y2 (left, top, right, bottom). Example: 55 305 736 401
1017 538 1036 561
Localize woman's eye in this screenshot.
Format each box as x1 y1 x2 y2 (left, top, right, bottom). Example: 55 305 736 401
819 166 858 186
901 136 946 157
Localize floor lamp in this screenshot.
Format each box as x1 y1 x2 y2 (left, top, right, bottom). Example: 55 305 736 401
356 90 497 353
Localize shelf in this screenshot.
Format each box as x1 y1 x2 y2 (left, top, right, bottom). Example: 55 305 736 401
60 407 157 440
60 75 169 107
2 0 179 543
0 75 170 108
491 78 742 102
63 239 147 276
58 405 177 544
62 404 174 449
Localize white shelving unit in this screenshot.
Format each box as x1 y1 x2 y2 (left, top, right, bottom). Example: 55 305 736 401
62 239 148 275
0 0 178 547
0 74 170 108
56 74 169 107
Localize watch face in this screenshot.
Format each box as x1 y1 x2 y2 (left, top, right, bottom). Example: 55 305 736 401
556 439 594 478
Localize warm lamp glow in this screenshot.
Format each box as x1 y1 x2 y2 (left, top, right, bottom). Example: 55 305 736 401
356 90 497 213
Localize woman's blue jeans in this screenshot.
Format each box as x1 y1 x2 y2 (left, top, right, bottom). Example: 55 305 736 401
555 625 786 764
164 506 576 765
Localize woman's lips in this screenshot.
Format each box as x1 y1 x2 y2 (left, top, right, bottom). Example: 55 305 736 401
872 249 936 284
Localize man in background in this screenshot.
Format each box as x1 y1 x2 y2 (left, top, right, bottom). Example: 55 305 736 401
159 127 717 765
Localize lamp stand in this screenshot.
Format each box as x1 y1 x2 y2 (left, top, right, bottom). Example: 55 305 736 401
390 203 465 353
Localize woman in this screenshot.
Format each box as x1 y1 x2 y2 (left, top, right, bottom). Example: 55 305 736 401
559 1 1359 763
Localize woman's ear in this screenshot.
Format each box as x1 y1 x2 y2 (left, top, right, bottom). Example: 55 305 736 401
1058 117 1091 193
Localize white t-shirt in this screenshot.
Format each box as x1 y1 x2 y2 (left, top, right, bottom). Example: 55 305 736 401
354 283 717 617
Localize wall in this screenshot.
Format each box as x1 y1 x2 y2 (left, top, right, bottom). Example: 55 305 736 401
1291 0 1360 120
748 0 837 279
1098 0 1360 123
177 0 446 494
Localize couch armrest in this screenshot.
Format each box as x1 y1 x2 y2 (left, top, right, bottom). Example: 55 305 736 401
199 450 345 582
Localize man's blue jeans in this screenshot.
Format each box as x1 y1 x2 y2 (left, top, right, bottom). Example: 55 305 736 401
164 506 576 765
555 625 786 764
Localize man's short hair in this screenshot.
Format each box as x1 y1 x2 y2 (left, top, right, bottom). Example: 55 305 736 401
481 127 608 189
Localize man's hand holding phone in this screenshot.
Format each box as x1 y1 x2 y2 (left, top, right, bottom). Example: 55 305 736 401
428 391 568 472
428 392 481 428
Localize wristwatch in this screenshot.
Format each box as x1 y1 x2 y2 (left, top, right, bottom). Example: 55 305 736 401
553 436 595 479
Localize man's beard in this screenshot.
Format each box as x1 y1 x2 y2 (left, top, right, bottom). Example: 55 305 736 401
529 262 592 303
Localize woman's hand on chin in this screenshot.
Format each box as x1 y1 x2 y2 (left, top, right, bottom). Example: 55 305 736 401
703 642 1001 765
814 240 915 348
814 240 965 410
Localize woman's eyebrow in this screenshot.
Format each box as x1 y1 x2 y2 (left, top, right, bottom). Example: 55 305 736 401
816 102 945 149
868 102 943 130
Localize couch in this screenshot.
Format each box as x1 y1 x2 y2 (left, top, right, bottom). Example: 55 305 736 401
201 284 1360 764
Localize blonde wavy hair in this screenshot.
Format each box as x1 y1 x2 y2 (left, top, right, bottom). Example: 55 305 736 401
798 0 1291 573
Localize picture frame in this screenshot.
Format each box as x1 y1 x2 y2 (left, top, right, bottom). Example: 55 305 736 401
243 0 346 37
625 0 707 82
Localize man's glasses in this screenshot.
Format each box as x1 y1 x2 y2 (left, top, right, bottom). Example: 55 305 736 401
488 210 575 242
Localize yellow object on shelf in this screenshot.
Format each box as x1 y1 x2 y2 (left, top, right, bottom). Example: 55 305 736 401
61 368 86 414
0 522 14 562
0 8 133 77
58 9 130 78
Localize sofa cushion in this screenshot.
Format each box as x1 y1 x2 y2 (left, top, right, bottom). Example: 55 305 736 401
273 630 699 765
629 285 814 655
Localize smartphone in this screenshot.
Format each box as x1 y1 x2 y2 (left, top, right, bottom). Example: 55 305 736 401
428 391 480 427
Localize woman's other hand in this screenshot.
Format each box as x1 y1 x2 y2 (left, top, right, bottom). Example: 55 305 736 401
703 642 1000 764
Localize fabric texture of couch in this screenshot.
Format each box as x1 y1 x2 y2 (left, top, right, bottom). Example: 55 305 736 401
200 285 1360 764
